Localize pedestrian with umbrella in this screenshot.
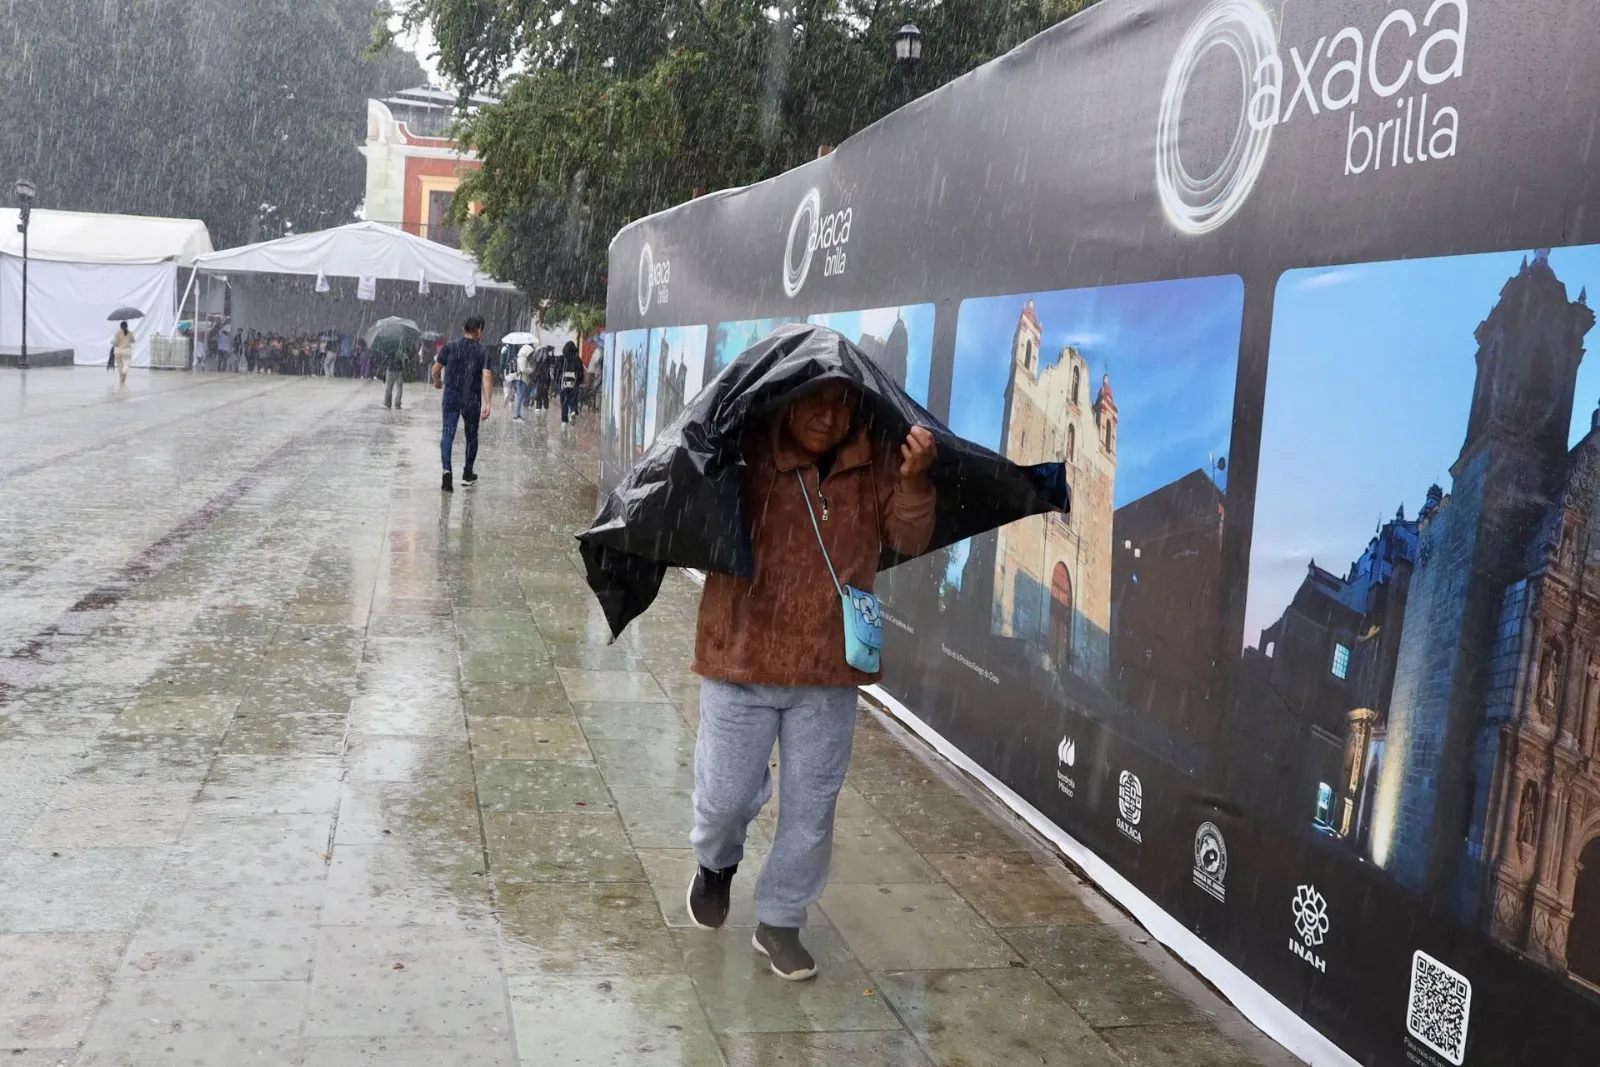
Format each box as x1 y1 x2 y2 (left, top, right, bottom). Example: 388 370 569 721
366 317 420 411
577 324 1070 981
107 307 142 385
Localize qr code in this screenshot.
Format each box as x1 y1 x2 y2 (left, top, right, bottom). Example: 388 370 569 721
1406 950 1472 1066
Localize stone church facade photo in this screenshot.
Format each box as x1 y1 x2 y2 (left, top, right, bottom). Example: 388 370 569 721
962 299 1118 686
1256 252 1600 993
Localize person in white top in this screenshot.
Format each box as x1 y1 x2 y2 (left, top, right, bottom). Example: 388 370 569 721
111 322 135 385
514 344 536 420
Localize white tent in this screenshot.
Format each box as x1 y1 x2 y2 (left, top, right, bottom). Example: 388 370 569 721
190 221 514 292
0 208 213 367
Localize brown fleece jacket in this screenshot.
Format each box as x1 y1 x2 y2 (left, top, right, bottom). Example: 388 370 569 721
693 418 936 687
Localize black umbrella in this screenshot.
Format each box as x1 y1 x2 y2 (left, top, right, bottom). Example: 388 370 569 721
577 323 1070 638
107 306 144 321
364 317 421 351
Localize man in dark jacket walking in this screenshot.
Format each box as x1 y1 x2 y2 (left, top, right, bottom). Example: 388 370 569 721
431 316 493 492
556 341 585 426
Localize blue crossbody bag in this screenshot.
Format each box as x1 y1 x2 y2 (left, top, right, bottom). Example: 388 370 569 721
796 470 884 673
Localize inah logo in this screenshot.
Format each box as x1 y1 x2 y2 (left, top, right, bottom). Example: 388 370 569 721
1055 736 1077 798
1057 737 1076 768
782 187 852 298
1192 822 1227 902
1290 884 1330 972
1156 0 1278 235
637 243 670 315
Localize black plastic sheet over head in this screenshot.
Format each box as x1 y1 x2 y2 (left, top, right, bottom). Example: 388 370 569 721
577 324 1070 638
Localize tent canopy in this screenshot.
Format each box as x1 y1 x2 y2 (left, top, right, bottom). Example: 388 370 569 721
192 221 516 292
0 208 213 265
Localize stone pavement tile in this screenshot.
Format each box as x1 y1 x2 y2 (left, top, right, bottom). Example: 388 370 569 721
590 736 697 790
532 608 619 646
368 614 455 640
819 884 1020 971
236 680 355 718
476 760 613 813
346 692 464 737
372 596 453 616
874 968 1123 1067
149 813 332 921
1001 925 1205 1029
656 671 702 711
678 926 899 1034
304 926 509 1039
821 819 942 884
843 735 949 795
195 755 342 815
344 735 473 783
323 842 490 927
118 917 320 983
547 642 648 671
507 974 725 1066
716 1031 933 1067
558 668 672 705
334 780 481 850
468 715 592 761
220 712 347 757
0 933 123 1047
299 1036 517 1067
282 600 371 627
107 694 238 740
862 791 1023 855
635 849 817 930
462 678 573 718
0 1050 77 1066
484 812 644 882
1099 1023 1260 1066
611 787 700 849
76 980 305 1067
496 881 683 975
925 853 1101 929
23 780 197 848
461 646 553 685
0 849 166 933
454 608 537 633
573 701 690 742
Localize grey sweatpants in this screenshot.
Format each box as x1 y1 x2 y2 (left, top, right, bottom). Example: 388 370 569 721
384 369 404 407
691 680 859 928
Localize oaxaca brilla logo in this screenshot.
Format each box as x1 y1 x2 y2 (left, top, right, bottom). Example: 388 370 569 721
1158 0 1469 235
783 188 853 298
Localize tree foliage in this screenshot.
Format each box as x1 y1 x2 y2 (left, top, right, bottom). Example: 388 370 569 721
396 0 1095 322
0 0 423 247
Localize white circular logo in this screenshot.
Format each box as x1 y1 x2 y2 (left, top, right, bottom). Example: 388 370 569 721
783 188 822 299
1117 771 1143 825
1195 822 1227 880
636 243 655 316
1293 884 1330 947
1156 0 1277 235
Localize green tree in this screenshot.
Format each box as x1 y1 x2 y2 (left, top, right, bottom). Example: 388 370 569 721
396 0 1094 323
0 0 423 247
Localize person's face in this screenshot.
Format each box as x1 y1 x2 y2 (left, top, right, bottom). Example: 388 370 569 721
784 381 857 457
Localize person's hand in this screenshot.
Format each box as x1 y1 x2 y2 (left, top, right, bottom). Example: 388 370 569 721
481 403 491 421
900 426 936 482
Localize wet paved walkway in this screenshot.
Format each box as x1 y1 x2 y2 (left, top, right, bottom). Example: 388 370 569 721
0 369 1296 1066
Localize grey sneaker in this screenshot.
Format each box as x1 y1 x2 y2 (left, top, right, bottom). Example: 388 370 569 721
752 923 817 981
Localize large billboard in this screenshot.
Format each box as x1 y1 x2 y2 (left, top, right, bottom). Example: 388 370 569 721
600 2 1600 1063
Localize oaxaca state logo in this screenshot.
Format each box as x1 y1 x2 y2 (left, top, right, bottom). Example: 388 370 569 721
636 243 669 315
782 187 852 298
1115 770 1143 843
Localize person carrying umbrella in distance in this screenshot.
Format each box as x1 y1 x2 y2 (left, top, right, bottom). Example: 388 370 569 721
106 306 142 383
366 317 422 410
578 325 1070 981
432 316 492 492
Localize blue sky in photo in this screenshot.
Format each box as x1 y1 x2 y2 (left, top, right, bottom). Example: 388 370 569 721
1244 245 1600 647
942 275 1244 588
808 305 936 405
610 329 648 427
711 317 803 371
643 325 709 444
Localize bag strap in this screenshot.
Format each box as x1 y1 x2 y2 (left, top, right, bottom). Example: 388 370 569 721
795 470 846 598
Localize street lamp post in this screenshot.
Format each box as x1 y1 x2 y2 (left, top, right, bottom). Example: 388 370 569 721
13 178 36 370
892 23 924 107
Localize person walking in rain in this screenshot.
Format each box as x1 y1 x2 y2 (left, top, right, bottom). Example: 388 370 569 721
513 343 536 421
686 378 937 980
111 321 136 385
556 341 585 426
432 316 492 492
379 335 407 410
